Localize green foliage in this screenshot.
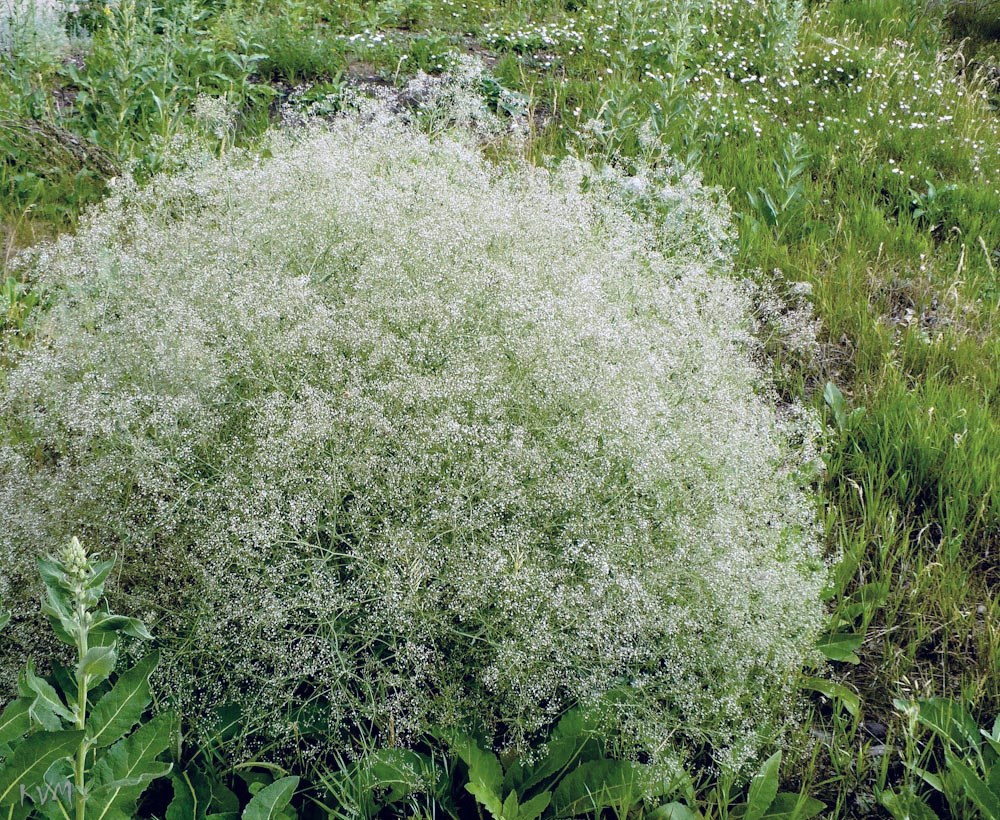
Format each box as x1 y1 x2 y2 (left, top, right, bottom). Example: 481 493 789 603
652 751 825 820
241 775 300 819
881 699 1000 819
0 537 173 819
61 0 268 169
444 703 677 820
0 116 116 227
318 746 451 818
908 179 959 235
1 276 39 341
745 134 811 241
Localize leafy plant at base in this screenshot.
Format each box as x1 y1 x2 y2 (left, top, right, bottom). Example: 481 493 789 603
0 536 173 819
317 744 452 819
654 751 824 820
445 702 681 819
167 766 300 820
881 698 1000 819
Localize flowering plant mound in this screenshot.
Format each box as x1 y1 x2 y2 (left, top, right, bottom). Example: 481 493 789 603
0 97 825 773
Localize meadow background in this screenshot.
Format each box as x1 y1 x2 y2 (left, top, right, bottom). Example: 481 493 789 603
0 0 998 816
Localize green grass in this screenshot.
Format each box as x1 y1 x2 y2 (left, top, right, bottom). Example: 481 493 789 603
2 0 999 815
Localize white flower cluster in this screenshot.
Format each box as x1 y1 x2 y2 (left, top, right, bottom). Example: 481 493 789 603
0 0 73 56
0 93 825 772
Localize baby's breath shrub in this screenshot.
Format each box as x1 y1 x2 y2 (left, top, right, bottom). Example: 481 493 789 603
0 96 826 774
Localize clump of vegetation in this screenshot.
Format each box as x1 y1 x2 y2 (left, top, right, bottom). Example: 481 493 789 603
0 96 825 775
0 537 173 819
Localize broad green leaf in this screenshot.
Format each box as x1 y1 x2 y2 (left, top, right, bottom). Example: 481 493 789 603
166 774 200 820
50 665 77 705
946 752 1000 819
823 382 845 415
87 712 174 820
0 700 31 745
760 793 826 819
501 789 519 818
36 559 69 595
648 803 700 820
518 790 551 820
465 781 504 818
0 609 9 632
879 789 940 820
451 733 503 794
41 588 77 646
0 730 83 806
745 751 781 820
513 706 600 794
982 728 1000 758
18 664 73 730
241 775 299 820
552 759 641 816
87 558 116 593
87 652 158 747
78 646 117 687
211 781 242 814
32 759 75 820
89 611 153 641
815 631 863 664
800 677 860 718
900 698 982 752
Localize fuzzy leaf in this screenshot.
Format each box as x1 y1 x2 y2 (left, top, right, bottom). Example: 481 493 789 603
166 774 200 820
87 652 158 747
647 803 701 820
87 559 116 593
18 664 73 730
501 790 519 818
36 559 69 596
815 631 863 664
241 776 299 820
88 611 153 641
40 589 77 646
760 793 826 819
78 646 117 687
87 714 174 820
0 730 83 806
465 781 504 818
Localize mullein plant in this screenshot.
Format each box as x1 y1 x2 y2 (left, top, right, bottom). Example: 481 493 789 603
0 537 173 820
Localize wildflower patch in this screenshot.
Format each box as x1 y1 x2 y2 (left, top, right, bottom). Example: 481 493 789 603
0 99 826 773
